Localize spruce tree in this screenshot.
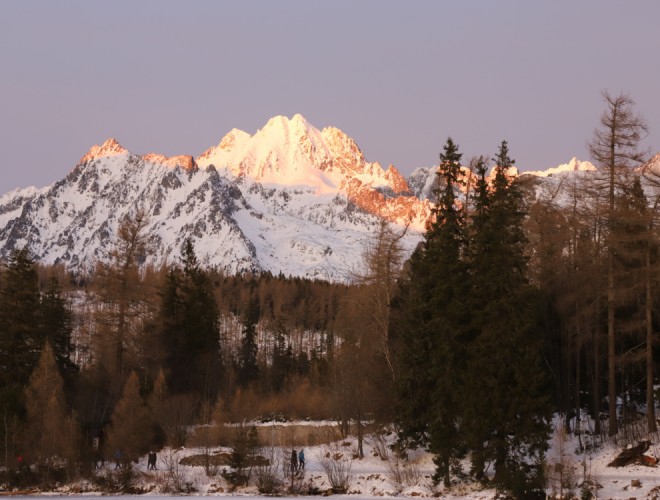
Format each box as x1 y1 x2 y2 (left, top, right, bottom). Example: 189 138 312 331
270 320 291 392
158 239 222 399
0 248 47 427
237 298 259 386
395 138 470 486
0 248 43 390
465 141 551 495
38 276 77 380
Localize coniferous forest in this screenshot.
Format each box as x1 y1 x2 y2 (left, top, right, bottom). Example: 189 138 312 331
1 92 659 497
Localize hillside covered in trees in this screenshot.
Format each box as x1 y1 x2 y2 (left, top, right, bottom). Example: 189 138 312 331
0 92 659 498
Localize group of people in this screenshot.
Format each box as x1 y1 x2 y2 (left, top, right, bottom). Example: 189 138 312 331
290 448 305 472
101 449 156 470
147 450 158 470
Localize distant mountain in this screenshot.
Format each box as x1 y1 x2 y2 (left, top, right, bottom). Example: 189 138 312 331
1 113 629 282
0 115 430 282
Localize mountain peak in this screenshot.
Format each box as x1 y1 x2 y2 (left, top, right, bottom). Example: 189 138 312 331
385 164 410 194
264 113 311 130
321 126 366 173
259 114 317 146
80 138 128 163
142 153 197 171
523 157 596 178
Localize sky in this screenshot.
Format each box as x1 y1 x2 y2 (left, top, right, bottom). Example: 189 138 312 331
1 0 659 195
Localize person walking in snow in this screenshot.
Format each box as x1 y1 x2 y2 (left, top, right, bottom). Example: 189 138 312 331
298 449 305 470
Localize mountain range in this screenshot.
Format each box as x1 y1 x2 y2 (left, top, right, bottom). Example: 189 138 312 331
0 114 607 282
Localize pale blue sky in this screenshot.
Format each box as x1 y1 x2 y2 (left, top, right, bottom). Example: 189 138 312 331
1 1 659 194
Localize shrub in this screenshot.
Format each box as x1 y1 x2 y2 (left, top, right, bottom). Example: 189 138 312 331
318 446 352 494
254 448 281 494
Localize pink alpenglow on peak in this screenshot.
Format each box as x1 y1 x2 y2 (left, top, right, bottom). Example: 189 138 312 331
385 164 411 195
80 138 128 163
142 153 197 171
524 157 597 177
193 114 429 229
69 115 431 232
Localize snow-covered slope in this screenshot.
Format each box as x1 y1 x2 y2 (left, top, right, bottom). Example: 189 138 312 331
3 113 648 282
197 114 430 228
0 116 429 281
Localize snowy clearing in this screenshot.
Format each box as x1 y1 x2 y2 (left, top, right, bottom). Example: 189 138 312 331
5 420 660 499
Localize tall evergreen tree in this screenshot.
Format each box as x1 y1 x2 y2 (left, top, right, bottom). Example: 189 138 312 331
395 138 470 486
0 248 43 390
237 297 259 386
465 141 552 495
395 139 552 495
38 276 77 380
158 239 222 400
270 319 292 392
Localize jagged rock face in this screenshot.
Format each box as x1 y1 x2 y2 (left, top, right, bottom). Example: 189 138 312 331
0 153 259 274
80 138 128 163
143 154 197 171
407 167 438 201
195 114 429 229
0 116 429 281
320 126 366 175
385 165 411 195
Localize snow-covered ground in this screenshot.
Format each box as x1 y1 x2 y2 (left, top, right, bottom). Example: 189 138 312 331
13 419 660 499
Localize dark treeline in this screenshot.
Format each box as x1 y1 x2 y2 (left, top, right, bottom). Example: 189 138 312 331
0 91 658 497
0 227 369 486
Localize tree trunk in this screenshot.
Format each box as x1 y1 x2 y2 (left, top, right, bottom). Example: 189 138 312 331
646 223 657 432
607 143 618 437
593 305 601 436
355 416 364 459
575 319 581 437
607 249 618 437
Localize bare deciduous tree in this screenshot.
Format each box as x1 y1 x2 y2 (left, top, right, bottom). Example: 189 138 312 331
94 209 151 391
640 162 660 433
589 90 649 437
351 219 408 381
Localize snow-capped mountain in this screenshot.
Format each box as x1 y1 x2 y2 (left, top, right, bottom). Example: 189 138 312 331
0 115 430 282
2 112 635 282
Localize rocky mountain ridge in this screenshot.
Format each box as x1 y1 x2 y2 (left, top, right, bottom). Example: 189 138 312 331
0 116 431 281
2 114 650 282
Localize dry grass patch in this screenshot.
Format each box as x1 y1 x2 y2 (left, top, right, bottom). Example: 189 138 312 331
188 423 343 448
179 452 269 467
